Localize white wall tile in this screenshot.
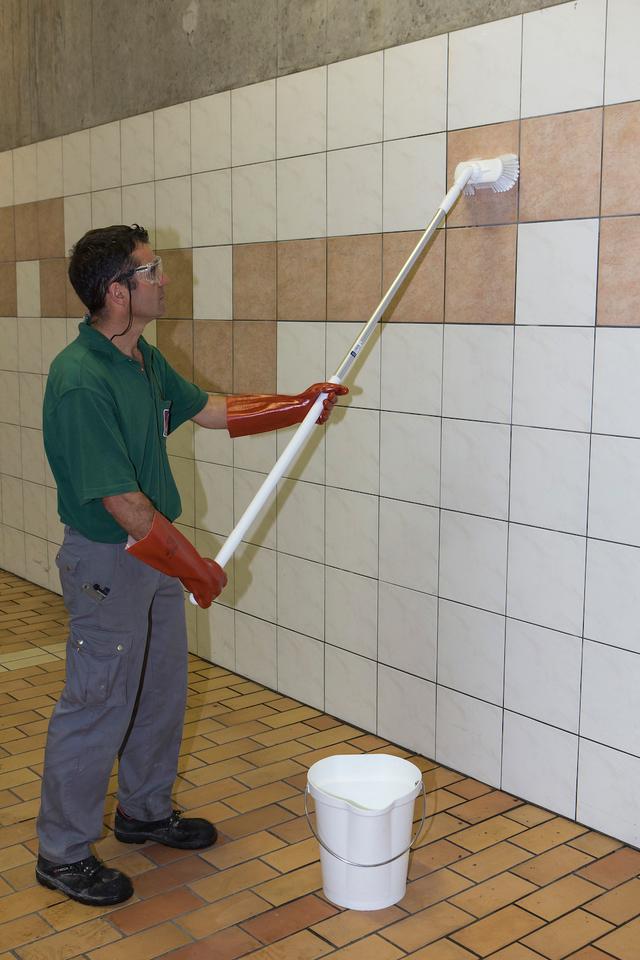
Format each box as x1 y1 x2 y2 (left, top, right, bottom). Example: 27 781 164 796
384 35 448 140
277 478 324 562
448 16 522 129
37 138 63 200
443 325 513 423
0 424 20 476
154 103 191 180
380 412 440 506
192 169 232 246
16 263 40 318
593 329 640 438
441 419 510 520
194 421 233 466
277 421 326 484
232 80 276 166
578 739 640 847
510 427 590 534
277 627 324 709
276 153 326 241
581 640 640 754
378 665 436 756
63 131 91 196
234 542 277 623
502 713 578 819
194 460 233 535
326 322 381 411
325 566 377 659
23 427 44 485
195 528 235 608
90 122 121 191
438 600 505 705
437 687 502 787
155 176 191 248
13 144 37 204
325 407 379 495
17 317 42 373
1 475 23 529
170 455 194 526
585 538 640 653
197 601 235 668
0 372 20 424
325 487 378 578
193 245 232 320
277 66 327 158
605 0 640 104
507 524 586 635
121 112 155 185
277 322 326 395
522 0 606 117
327 144 382 237
516 220 599 327
379 582 437 680
23 480 46 538
2 526 25 578
64 194 92 254
381 323 442 416
234 431 276 474
327 52 383 150
91 188 122 229
505 618 581 732
25 533 50 588
0 318 18 371
0 151 14 206
234 468 276 548
235 611 277 687
191 92 231 173
379 498 439 595
122 182 156 245
382 134 446 233
232 162 276 244
513 327 594 431
589 435 640 546
440 511 508 614
325 645 376 731
277 553 324 640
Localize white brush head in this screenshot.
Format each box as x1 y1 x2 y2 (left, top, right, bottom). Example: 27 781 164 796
454 154 520 197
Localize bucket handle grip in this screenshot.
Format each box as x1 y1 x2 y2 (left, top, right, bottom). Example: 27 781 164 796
304 778 427 869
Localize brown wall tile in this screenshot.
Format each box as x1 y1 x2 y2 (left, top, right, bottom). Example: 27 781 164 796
160 248 193 319
602 101 640 217
157 318 194 380
233 242 277 320
0 262 17 316
277 239 326 321
14 203 39 261
0 207 16 262
382 229 444 322
40 259 67 317
194 320 233 393
65 261 86 317
520 109 602 222
327 234 382 321
447 121 520 227
233 320 276 394
38 198 65 259
597 216 640 326
445 224 516 325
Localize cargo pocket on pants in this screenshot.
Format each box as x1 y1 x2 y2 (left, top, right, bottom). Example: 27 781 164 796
65 628 132 707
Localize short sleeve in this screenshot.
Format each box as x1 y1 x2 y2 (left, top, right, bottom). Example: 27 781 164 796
153 351 208 431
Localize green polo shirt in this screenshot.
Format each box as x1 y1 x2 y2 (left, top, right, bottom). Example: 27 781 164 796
43 320 208 543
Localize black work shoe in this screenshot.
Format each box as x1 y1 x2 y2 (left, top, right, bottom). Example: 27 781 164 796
35 854 133 906
114 807 218 849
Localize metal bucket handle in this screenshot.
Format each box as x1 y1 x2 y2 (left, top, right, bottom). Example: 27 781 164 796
304 777 427 868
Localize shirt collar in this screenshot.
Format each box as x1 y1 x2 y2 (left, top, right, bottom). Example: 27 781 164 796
77 317 148 363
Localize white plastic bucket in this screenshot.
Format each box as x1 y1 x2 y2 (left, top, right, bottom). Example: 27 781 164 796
306 753 425 911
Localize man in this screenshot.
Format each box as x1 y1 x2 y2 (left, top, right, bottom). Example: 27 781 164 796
36 224 347 906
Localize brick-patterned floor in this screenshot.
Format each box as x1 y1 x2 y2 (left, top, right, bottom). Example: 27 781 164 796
1 569 640 959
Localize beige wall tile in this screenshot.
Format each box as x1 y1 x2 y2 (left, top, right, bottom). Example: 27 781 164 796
327 233 382 321
445 224 516 325
597 216 640 326
382 229 444 322
193 320 233 394
39 259 67 318
14 203 39 261
160 248 193 319
520 109 602 222
0 207 15 262
601 101 640 217
447 121 520 227
0 262 17 316
156 318 194 381
38 198 65 259
277 239 326 321
233 320 276 394
233 242 277 321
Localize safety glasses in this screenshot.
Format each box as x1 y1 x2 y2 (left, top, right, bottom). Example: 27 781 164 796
129 256 163 285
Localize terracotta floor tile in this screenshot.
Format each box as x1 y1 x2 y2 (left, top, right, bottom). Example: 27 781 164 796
400 867 472 913
577 848 640 890
451 842 533 883
240 929 332 959
505 805 557 828
260 836 318 872
254 861 323 906
453 816 527 853
190 860 278 902
109 888 204 935
485 946 545 960
449 871 537 918
177 890 271 939
175 778 247 808
269 816 313 845
451 793 522 825
251 723 318 747
241 741 308 767
86 921 191 959
263 707 321 729
569 832 623 859
522 909 614 960
447 779 493 801
409 839 471 879
0 916 54 953
242 892 338 943
16 918 121 959
221 805 295 839
382 901 474 952
512 846 594 886
179 757 253 786
566 949 615 960
450 904 544 956
517 874 603 921
131 856 213 898
311 905 405 947
414 813 469 848
584 877 640 925
299 725 361 749
225 781 299 813
512 819 588 854
329 935 404 959
163 925 261 959
202 831 285 869
191 737 258 765
404 940 477 959
234 761 306 791
0 885 63 921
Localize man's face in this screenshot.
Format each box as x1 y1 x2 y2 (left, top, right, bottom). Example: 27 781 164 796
129 243 168 321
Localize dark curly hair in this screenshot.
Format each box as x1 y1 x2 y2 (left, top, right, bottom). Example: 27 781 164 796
68 224 149 314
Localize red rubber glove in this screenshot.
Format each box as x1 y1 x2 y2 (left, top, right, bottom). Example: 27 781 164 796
226 382 349 439
126 512 227 608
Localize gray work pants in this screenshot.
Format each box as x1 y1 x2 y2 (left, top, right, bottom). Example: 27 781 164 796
37 526 188 864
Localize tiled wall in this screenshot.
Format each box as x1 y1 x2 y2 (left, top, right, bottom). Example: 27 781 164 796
2 0 640 846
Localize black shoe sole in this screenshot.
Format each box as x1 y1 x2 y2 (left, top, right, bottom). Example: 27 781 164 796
36 868 133 906
114 829 217 849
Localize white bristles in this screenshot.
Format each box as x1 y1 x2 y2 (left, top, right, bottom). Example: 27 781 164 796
455 154 520 197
